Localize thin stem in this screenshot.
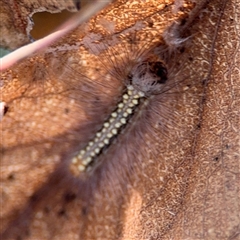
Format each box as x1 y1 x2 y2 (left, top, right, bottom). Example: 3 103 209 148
0 0 113 72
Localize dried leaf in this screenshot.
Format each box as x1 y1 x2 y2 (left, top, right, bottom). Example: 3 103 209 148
0 0 239 239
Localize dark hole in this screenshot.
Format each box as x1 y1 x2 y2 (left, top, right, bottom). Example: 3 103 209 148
30 10 77 39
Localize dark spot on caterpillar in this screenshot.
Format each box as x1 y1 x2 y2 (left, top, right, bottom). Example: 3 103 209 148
214 156 219 162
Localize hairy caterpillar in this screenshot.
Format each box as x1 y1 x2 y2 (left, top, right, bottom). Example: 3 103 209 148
51 28 188 181
69 51 169 175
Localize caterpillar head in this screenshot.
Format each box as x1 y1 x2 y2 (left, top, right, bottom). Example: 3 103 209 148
129 60 168 96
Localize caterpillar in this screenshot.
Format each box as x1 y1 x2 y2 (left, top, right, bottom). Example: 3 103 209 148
69 53 169 175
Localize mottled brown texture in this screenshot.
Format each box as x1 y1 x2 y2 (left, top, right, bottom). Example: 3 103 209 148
0 0 239 239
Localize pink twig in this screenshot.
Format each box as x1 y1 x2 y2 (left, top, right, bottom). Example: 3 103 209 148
0 0 112 72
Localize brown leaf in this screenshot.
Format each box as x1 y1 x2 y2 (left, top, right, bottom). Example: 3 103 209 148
1 0 239 239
